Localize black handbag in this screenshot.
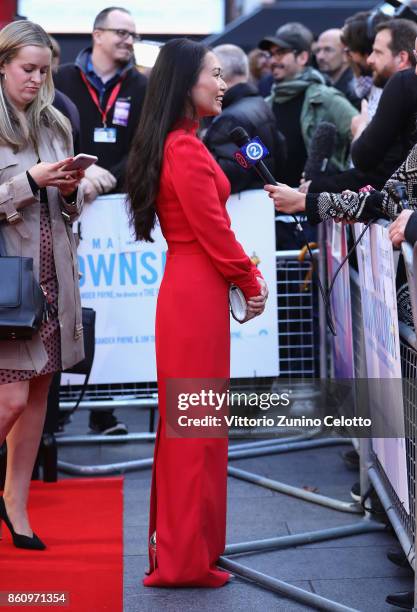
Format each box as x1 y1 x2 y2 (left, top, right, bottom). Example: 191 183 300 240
0 224 46 341
65 307 96 375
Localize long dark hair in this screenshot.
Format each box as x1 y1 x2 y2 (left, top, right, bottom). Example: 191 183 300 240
126 38 209 242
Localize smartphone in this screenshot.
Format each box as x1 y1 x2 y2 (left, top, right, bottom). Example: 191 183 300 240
63 154 98 171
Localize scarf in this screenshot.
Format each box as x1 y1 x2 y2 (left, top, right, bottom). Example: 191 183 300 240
352 75 373 99
270 67 326 104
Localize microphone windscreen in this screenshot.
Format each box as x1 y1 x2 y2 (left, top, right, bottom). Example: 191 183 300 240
303 121 337 180
229 126 250 147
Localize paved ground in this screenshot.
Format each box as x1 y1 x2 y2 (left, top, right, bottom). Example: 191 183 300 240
57 404 414 611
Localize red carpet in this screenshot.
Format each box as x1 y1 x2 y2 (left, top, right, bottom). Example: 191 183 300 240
0 477 123 612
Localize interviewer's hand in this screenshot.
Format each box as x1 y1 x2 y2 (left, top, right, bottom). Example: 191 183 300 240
388 210 414 248
85 163 117 194
264 183 306 214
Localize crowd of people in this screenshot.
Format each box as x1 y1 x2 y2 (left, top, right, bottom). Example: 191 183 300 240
0 4 417 607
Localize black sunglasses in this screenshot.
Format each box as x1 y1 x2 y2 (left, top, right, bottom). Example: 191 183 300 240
96 28 141 42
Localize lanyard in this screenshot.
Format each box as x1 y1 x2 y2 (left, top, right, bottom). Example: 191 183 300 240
80 71 123 127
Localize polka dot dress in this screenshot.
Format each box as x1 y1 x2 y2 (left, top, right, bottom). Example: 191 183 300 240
0 194 62 384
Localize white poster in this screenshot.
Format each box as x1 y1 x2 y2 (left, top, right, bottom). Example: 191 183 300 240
61 191 278 385
227 190 279 378
355 222 409 513
19 0 225 34
326 221 354 379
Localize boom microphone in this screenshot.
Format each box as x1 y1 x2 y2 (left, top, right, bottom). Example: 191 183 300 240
229 126 277 186
303 121 337 181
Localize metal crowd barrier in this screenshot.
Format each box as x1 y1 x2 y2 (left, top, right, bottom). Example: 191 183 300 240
217 238 387 611
350 269 417 567
275 250 318 378
328 222 417 611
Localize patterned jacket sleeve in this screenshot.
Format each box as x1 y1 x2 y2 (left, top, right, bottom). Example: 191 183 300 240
305 146 417 225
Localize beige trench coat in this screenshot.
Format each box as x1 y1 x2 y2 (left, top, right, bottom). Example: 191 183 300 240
0 125 84 373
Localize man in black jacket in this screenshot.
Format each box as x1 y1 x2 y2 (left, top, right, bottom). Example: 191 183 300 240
54 7 147 435
351 21 417 174
54 6 147 201
53 91 81 156
203 44 286 193
315 28 360 108
306 19 417 194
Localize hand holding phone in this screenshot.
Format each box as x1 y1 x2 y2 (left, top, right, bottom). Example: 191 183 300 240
63 153 98 171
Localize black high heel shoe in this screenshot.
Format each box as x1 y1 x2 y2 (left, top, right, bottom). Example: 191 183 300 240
0 497 46 550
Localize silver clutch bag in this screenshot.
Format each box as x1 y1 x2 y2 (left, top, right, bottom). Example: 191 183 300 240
229 284 247 322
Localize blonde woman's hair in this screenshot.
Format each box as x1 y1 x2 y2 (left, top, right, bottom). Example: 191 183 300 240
0 21 71 150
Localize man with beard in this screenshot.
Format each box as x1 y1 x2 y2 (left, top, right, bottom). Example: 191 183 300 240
351 19 417 152
341 10 391 117
259 22 357 188
54 6 147 202
54 7 147 436
315 28 360 108
303 18 417 194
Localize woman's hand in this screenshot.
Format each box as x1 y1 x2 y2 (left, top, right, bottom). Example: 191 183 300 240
29 158 84 195
58 168 84 198
257 277 269 301
388 210 415 248
264 183 306 215
242 278 268 323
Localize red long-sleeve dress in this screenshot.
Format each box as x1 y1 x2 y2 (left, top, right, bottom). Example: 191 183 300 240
143 118 262 588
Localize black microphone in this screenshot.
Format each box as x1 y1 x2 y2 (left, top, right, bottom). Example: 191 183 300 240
229 127 278 186
303 121 337 181
230 126 303 231
230 128 335 335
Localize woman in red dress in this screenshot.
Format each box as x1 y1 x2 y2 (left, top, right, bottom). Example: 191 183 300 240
126 38 268 588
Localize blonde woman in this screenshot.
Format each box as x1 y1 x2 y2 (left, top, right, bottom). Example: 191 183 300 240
0 21 84 550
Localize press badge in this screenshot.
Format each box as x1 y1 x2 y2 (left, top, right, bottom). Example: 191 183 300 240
113 98 131 127
94 127 117 143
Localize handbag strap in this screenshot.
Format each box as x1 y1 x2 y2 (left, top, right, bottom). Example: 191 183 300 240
0 224 7 257
65 369 91 417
